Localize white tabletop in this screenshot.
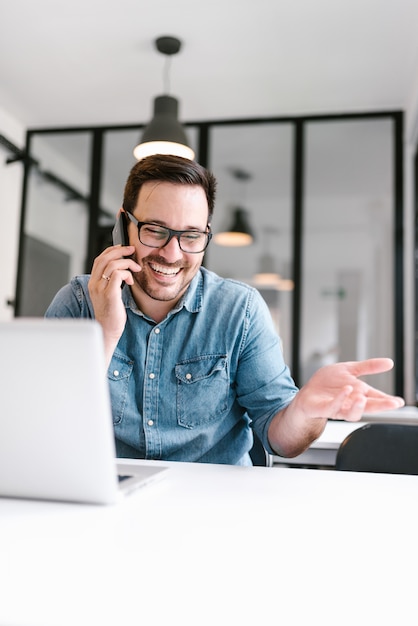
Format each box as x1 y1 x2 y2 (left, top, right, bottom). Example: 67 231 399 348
1 458 418 626
361 405 418 423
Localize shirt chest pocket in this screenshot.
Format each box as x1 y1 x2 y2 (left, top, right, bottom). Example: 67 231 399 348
175 355 229 428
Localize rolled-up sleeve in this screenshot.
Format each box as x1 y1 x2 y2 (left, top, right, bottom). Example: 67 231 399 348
234 289 299 453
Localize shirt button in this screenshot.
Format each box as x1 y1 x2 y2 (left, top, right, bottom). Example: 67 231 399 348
186 373 192 380
113 370 119 377
154 328 160 334
147 419 154 427
149 373 155 379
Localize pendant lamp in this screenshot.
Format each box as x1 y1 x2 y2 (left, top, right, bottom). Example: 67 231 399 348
213 208 255 246
133 36 195 161
252 228 294 290
213 168 255 246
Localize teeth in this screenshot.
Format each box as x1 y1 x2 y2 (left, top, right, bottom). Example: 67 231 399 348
150 263 180 276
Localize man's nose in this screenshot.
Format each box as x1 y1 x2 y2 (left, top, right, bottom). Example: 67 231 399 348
159 234 182 258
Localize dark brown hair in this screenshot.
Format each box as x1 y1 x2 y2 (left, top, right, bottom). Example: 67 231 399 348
122 154 217 220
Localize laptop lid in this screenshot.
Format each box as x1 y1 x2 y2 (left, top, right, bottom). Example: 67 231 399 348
0 318 167 505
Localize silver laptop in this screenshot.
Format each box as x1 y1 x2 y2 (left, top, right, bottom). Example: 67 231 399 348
0 318 168 504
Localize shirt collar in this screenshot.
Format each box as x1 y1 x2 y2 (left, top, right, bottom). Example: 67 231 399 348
180 269 203 313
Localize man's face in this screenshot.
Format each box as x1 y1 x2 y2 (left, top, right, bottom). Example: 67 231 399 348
128 181 210 307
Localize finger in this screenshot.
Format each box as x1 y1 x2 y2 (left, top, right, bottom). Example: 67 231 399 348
319 384 353 419
360 384 403 400
320 388 368 422
117 269 136 286
345 357 394 377
91 245 136 277
95 258 141 285
338 394 368 422
112 244 136 257
327 389 404 421
341 393 405 421
363 395 405 412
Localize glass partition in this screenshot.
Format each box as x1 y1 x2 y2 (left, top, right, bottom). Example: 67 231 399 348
301 118 394 393
207 123 294 365
16 132 91 316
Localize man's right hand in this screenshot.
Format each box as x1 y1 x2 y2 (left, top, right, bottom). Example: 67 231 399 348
88 245 141 364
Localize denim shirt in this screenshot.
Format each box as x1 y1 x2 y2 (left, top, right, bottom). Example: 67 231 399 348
46 267 298 465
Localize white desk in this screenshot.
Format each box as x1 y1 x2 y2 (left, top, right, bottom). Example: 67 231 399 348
274 405 418 467
1 459 418 626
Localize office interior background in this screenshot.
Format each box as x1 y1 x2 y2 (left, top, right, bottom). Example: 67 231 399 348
1 0 418 404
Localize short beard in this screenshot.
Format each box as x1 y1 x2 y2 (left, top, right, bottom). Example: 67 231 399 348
133 253 190 302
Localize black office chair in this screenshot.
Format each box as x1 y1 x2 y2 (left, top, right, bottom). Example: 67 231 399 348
249 429 273 467
335 423 418 475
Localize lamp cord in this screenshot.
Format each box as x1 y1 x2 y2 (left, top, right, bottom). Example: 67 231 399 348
162 56 172 94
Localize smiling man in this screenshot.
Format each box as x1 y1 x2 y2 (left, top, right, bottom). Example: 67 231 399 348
46 154 404 464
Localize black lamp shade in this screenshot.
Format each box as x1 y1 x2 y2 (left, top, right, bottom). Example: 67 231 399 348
133 95 195 161
213 208 255 246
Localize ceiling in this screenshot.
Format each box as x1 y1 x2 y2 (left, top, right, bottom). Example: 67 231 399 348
2 0 418 130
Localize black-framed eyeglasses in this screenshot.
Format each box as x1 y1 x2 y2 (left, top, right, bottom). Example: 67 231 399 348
125 212 212 254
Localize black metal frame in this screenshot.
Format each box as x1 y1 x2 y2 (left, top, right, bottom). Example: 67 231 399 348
415 144 418 404
14 110 404 395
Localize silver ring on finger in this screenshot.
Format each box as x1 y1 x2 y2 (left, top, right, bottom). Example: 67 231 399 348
102 273 111 282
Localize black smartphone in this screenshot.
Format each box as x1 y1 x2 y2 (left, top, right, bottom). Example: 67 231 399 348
112 211 129 246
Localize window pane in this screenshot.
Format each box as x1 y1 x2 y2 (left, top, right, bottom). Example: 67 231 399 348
208 123 294 366
17 132 91 316
302 118 394 393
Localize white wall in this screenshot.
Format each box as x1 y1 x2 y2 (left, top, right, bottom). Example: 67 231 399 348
0 107 25 321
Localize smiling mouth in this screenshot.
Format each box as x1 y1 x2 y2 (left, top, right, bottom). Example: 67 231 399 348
149 262 181 277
